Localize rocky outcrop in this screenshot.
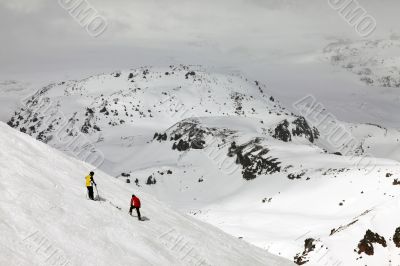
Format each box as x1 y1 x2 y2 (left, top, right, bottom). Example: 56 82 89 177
294 238 316 265
288 171 306 180
153 132 168 141
228 139 281 180
271 117 319 143
356 229 387 256
170 122 207 151
292 117 319 143
146 175 157 185
157 119 235 153
272 120 291 142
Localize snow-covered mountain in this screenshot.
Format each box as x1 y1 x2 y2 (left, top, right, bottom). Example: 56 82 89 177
4 65 400 265
323 36 400 88
6 65 400 169
0 122 291 266
0 80 36 121
6 65 302 172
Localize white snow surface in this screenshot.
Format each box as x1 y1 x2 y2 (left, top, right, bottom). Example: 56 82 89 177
0 122 292 266
2 62 400 266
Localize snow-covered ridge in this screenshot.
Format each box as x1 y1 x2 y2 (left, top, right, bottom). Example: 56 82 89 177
323 37 400 88
6 65 305 172
0 122 292 266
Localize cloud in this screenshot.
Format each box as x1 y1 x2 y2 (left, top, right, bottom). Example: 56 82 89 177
0 0 399 80
0 0 47 13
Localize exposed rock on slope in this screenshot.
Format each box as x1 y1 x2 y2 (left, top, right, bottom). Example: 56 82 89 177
271 117 319 143
228 139 281 180
356 230 387 256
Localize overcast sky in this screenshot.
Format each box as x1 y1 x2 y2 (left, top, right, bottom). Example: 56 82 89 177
1 0 399 82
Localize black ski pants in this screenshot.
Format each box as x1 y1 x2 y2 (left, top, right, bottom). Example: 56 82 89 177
87 186 94 200
129 206 141 220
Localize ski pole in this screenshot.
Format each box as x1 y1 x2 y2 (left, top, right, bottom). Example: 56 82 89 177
94 183 100 200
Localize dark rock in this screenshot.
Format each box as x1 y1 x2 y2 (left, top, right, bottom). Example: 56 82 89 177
146 176 157 185
288 172 305 180
172 134 182 141
228 139 281 180
185 71 196 79
357 229 387 256
272 120 291 142
154 133 168 142
191 139 206 149
86 108 94 115
393 227 400 248
272 117 319 143
81 120 91 134
294 238 316 265
173 139 190 151
292 117 318 143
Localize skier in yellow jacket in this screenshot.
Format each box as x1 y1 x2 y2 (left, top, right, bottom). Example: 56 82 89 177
85 171 96 200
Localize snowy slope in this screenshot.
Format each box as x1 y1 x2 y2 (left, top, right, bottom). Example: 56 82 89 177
123 117 400 266
0 122 292 266
3 65 400 265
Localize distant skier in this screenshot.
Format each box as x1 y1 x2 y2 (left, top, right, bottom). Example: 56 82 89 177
85 171 96 200
129 194 141 220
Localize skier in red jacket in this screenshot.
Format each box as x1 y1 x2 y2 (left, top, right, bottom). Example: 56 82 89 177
129 194 141 220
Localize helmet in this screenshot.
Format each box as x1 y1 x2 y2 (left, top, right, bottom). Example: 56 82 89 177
90 171 94 176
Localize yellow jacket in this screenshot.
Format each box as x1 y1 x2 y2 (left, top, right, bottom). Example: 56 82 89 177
85 175 93 187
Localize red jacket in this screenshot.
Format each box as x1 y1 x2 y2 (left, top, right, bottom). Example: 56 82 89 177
131 196 141 208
